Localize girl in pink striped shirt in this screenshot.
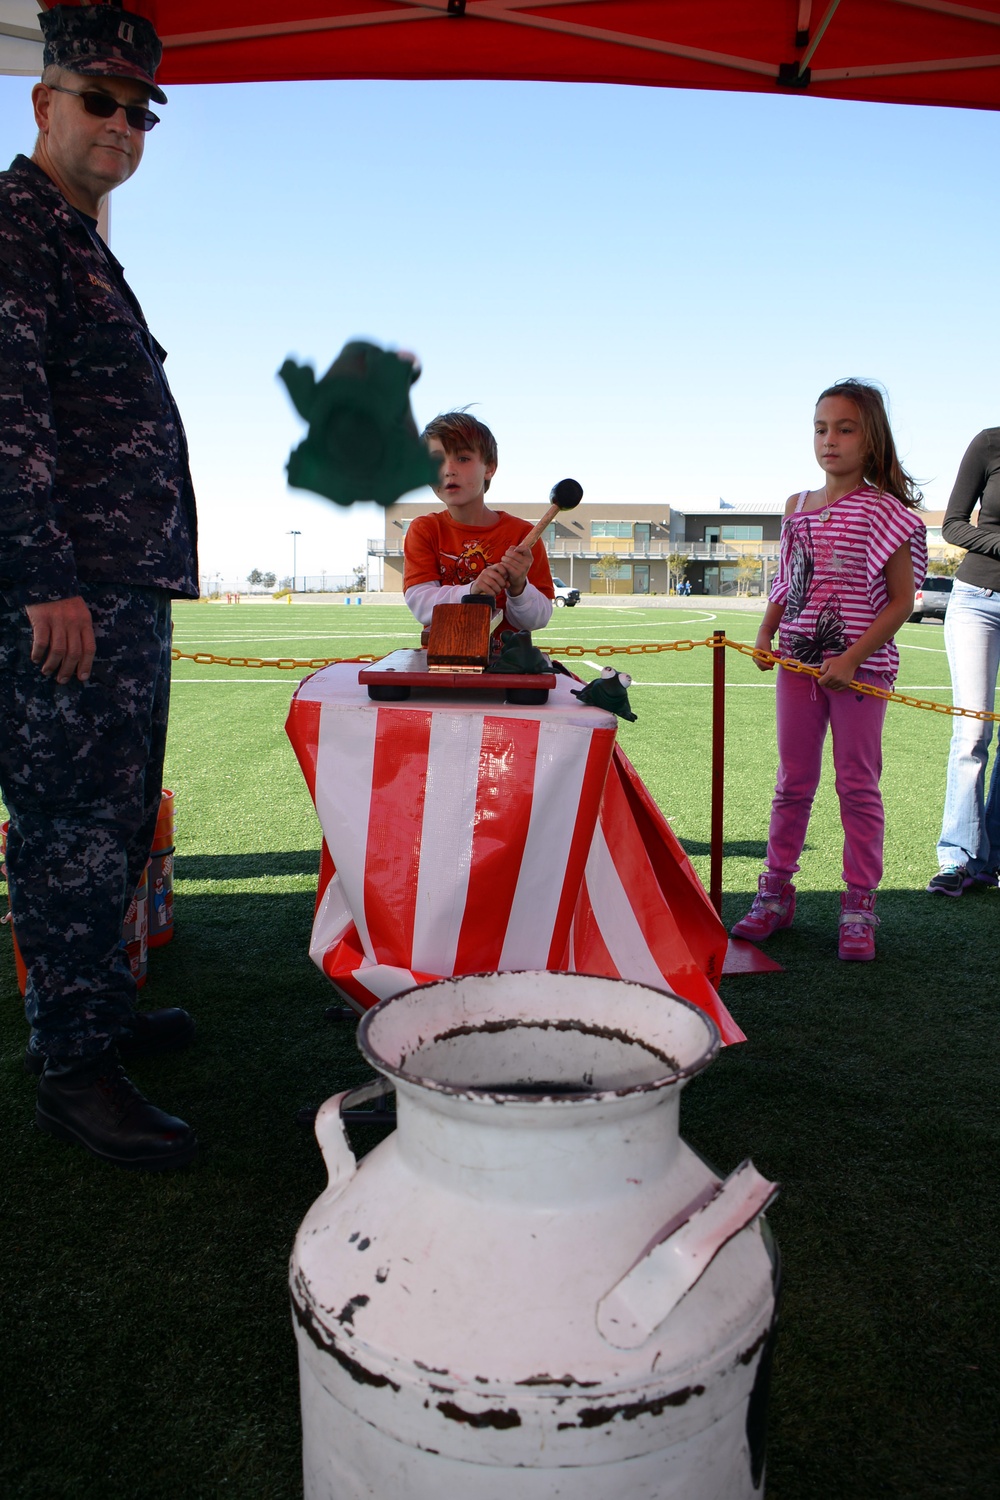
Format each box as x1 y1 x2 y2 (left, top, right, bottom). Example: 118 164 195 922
733 380 927 961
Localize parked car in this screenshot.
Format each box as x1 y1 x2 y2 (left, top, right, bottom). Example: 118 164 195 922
910 574 953 622
551 576 580 607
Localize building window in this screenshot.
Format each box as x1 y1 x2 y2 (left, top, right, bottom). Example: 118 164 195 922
590 563 632 580
542 524 557 545
591 521 633 538
720 525 763 541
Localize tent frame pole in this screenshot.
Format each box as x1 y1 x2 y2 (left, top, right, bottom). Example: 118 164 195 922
710 629 725 916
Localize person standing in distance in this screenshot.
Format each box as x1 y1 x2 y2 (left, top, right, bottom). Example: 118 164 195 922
0 5 199 1169
926 429 1000 895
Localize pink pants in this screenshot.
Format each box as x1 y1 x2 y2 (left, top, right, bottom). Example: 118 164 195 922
766 667 890 892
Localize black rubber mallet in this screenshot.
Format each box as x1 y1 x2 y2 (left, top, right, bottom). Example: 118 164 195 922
519 478 584 551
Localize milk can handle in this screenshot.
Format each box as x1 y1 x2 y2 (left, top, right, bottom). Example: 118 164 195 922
314 1079 395 1196
596 1159 779 1350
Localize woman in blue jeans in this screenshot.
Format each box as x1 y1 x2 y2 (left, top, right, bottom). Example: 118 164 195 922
929 429 1000 894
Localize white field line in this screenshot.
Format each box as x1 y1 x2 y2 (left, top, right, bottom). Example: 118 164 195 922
565 609 719 623
171 678 305 684
624 682 954 690
583 606 720 620
175 622 718 645
176 630 945 658
174 632 414 644
170 677 957 690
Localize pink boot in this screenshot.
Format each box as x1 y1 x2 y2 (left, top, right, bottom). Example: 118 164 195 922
731 873 796 941
838 888 879 962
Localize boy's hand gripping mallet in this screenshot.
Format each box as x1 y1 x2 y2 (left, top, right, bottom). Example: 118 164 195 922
519 478 584 550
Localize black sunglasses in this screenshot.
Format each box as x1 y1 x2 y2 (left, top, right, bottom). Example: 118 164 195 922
48 83 159 133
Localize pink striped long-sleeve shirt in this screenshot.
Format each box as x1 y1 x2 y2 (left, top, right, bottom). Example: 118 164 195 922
769 486 927 681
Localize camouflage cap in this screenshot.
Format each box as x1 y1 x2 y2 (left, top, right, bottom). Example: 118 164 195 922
40 5 167 105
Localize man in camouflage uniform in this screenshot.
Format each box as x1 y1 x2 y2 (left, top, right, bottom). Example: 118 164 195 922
0 5 199 1170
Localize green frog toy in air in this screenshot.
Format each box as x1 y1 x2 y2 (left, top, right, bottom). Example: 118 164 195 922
279 340 439 507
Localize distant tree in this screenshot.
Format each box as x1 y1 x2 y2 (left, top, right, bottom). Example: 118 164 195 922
278 576 292 592
352 564 367 592
247 568 264 589
930 548 964 576
666 551 689 594
593 553 623 595
262 571 277 589
736 556 762 596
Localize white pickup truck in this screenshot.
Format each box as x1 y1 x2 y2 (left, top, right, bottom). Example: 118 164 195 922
551 576 580 607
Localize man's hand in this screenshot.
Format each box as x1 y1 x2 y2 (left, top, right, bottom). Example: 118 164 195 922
26 596 96 683
470 564 509 599
499 543 533 596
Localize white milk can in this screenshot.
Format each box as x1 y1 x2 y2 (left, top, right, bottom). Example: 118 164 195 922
290 971 780 1499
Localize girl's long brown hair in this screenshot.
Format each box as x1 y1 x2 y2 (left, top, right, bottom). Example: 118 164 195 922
816 379 922 509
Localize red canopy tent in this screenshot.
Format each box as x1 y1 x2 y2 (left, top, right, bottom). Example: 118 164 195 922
15 0 997 976
28 0 1000 113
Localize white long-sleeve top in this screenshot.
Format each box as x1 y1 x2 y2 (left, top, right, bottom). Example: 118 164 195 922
404 579 553 630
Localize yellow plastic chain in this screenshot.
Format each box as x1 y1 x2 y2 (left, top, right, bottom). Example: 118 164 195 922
171 651 378 669
722 639 1000 722
169 638 1000 724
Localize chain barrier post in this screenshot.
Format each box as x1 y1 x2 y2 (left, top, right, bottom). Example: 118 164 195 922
710 631 726 917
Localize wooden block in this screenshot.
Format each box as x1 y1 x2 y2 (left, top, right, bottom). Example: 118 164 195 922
426 602 496 670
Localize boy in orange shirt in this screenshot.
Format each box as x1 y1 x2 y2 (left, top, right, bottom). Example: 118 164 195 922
403 412 555 636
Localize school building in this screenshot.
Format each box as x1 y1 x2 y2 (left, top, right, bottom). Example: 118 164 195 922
371 500 951 596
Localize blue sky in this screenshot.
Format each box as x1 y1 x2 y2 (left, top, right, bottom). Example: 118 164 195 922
3 74 999 588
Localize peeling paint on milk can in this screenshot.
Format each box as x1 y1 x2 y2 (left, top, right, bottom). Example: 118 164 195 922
290 971 780 1498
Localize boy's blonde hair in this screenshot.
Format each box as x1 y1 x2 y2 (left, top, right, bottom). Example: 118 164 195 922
422 411 498 491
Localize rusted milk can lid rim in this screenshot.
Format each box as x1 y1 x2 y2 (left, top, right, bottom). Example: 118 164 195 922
357 971 721 1103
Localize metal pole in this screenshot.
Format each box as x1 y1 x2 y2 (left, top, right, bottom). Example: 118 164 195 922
710 629 726 916
288 529 301 592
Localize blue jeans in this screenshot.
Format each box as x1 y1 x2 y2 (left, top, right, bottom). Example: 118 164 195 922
937 580 1000 874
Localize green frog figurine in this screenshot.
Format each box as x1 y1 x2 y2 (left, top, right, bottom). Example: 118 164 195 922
486 631 553 676
571 667 638 722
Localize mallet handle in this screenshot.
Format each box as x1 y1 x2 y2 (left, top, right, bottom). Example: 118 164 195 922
520 503 560 553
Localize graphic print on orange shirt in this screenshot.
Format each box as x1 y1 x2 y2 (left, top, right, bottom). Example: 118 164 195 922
443 539 493 585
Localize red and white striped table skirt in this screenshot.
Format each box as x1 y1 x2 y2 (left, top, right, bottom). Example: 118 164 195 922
286 665 742 1044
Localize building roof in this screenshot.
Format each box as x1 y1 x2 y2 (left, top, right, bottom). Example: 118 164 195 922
674 501 788 516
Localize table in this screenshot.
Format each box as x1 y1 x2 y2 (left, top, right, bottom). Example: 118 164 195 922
286 664 741 1044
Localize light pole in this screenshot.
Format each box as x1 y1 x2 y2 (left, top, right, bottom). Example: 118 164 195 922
287 530 301 593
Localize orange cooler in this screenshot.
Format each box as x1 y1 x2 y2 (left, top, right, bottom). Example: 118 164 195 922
1 820 28 995
148 789 175 947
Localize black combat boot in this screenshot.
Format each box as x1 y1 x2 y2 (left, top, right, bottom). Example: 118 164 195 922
36 1053 197 1171
24 1006 195 1076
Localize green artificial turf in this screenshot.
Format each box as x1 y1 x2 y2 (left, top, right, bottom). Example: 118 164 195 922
2 601 997 1498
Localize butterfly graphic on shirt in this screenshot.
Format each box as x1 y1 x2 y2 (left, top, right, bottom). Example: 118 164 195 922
782 527 814 624
783 596 848 667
